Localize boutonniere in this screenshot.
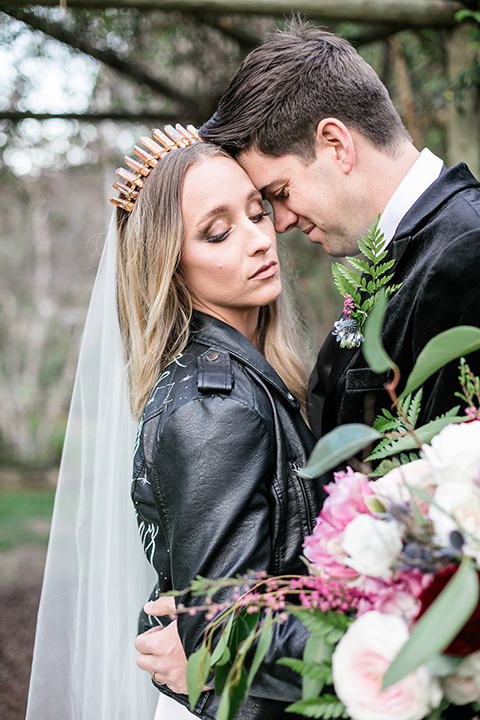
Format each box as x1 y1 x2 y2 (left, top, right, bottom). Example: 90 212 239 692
331 216 403 349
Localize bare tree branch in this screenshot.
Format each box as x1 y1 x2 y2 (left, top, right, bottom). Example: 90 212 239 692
190 13 261 51
0 110 186 122
0 0 465 27
4 7 200 118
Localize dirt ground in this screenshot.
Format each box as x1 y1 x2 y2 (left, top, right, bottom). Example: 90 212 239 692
0 546 46 720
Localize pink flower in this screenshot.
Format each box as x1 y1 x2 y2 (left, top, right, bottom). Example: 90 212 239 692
303 468 374 578
356 569 433 622
332 611 442 720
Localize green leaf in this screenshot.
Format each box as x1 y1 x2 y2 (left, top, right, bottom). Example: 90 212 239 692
245 618 274 693
383 558 480 689
367 414 467 460
407 389 423 427
346 257 372 275
216 610 261 720
216 666 248 720
285 695 348 718
331 263 359 301
399 326 480 400
215 609 257 695
186 645 212 710
211 612 236 665
298 424 382 479
357 243 376 264
425 654 463 677
302 633 330 699
277 657 332 682
362 289 398 374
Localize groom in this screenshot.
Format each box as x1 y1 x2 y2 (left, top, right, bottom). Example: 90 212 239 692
135 19 480 695
199 20 480 440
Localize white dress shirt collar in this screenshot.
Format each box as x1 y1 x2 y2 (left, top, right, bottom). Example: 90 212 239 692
378 148 444 248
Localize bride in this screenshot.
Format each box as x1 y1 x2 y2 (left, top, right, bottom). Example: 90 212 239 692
26 125 326 719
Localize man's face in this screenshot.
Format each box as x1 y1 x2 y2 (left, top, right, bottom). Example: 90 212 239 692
237 147 364 257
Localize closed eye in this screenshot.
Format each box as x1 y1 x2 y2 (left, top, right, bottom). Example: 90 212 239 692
206 228 230 243
250 211 271 223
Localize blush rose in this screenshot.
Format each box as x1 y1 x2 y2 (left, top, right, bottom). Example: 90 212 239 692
332 611 442 720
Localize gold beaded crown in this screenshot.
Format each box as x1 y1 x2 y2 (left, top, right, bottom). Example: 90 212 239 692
110 123 202 212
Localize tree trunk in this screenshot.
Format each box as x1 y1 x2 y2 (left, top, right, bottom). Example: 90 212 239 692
446 23 480 178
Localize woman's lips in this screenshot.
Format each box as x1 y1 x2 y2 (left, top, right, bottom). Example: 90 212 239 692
249 260 278 280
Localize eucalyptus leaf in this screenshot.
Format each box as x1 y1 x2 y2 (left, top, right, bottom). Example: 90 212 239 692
216 664 248 720
246 619 274 693
363 289 397 374
186 645 212 710
303 633 328 699
399 326 480 400
383 558 479 689
298 424 382 479
211 612 236 665
425 653 463 677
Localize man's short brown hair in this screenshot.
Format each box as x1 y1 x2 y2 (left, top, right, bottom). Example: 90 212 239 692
200 19 409 161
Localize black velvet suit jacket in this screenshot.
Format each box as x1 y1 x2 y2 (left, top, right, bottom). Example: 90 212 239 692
307 163 480 439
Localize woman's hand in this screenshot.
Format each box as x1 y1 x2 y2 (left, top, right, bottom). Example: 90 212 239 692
135 597 189 694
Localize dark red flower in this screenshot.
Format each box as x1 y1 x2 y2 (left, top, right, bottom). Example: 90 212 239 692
417 565 480 657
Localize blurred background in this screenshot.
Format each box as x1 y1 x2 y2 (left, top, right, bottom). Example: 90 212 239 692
0 1 479 718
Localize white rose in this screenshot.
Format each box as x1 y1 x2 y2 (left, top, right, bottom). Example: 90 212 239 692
422 421 480 485
342 514 403 577
441 652 480 705
369 459 437 516
332 611 442 720
429 481 480 561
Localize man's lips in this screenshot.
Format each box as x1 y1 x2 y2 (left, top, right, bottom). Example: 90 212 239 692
249 260 278 280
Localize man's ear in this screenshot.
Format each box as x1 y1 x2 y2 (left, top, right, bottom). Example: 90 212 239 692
315 118 355 174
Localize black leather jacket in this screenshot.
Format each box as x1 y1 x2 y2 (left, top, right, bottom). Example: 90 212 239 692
132 312 327 719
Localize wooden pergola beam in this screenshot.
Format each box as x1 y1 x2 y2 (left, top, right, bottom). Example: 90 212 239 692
0 0 465 27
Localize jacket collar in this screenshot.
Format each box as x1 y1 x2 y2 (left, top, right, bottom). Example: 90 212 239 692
393 163 479 242
386 162 480 268
190 311 300 409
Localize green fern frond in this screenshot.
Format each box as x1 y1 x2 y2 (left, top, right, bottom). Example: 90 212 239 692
277 658 332 683
406 389 423 427
331 264 358 300
385 282 403 296
346 257 373 275
285 696 348 719
334 263 364 290
356 243 377 264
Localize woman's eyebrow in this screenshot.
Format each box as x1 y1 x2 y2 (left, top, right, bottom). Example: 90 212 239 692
197 189 261 226
197 204 229 226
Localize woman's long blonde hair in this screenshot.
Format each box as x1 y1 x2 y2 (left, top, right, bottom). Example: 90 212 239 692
116 142 311 420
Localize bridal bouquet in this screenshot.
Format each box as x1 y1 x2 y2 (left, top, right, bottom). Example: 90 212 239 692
182 298 480 720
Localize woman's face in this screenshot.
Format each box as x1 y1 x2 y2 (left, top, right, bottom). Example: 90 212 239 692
181 155 281 339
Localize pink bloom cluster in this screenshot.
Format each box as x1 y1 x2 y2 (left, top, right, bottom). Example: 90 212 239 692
303 467 374 579
303 467 432 622
342 293 355 317
356 569 432 621
291 575 363 613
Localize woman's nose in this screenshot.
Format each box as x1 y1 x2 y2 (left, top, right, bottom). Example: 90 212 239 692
248 222 274 256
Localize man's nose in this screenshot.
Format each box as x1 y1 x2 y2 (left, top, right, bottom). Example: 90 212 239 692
272 204 299 234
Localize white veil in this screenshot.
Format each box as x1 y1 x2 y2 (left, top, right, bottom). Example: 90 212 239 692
26 213 157 719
